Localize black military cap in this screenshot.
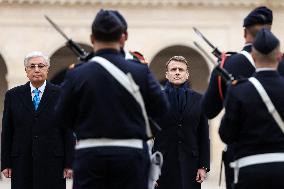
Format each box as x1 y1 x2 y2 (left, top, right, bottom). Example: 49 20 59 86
110 10 128 33
253 28 279 54
92 9 123 42
243 6 273 27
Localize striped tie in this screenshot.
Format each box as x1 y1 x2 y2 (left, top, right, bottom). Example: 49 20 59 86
33 88 40 110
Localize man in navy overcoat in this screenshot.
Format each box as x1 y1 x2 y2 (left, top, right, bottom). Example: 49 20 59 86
154 56 210 189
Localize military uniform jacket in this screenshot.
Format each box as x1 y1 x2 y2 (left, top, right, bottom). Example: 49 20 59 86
202 44 284 119
56 49 169 141
1 81 74 189
154 84 210 189
202 45 254 119
219 71 284 159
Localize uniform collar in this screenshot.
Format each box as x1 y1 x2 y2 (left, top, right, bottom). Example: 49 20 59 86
253 70 280 78
243 43 252 52
255 67 277 72
95 48 120 56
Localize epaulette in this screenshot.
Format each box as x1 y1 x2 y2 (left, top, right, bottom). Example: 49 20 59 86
128 51 148 64
217 52 237 101
225 51 237 56
231 78 247 85
223 51 238 62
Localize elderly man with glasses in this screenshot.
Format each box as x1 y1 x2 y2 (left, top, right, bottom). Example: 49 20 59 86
1 51 74 189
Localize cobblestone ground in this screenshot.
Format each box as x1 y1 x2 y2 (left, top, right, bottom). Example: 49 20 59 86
0 175 226 189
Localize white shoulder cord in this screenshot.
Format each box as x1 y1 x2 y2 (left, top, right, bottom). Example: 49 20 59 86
248 77 284 134
91 56 152 138
240 50 255 68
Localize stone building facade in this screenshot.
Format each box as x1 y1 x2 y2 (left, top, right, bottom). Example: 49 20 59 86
1 0 284 182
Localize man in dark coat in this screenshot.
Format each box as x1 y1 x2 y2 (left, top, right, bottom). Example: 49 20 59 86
219 29 284 189
1 51 74 189
154 56 210 189
200 6 284 189
55 9 169 189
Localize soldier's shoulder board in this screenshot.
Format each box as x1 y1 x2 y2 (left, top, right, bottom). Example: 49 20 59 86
231 78 247 86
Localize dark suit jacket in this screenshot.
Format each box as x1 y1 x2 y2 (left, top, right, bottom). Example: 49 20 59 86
56 49 169 140
219 71 284 159
154 86 210 189
1 81 74 189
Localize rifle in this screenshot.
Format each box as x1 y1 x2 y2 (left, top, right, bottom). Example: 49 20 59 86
193 27 234 84
45 15 92 62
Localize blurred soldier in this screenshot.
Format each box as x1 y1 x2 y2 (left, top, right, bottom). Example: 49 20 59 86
201 6 278 189
219 28 284 189
1 51 74 189
202 6 274 119
154 56 210 189
55 9 169 189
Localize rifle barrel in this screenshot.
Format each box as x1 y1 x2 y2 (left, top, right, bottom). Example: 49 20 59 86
193 27 216 50
44 15 69 40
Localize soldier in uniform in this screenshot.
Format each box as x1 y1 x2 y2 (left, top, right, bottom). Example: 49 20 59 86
154 56 210 189
55 9 169 189
201 6 278 189
219 28 284 189
202 6 274 119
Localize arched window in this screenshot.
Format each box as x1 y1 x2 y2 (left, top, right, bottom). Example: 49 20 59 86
150 45 210 93
48 43 93 85
0 55 8 130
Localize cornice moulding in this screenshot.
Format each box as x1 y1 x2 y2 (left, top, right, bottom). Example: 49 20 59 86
0 0 283 7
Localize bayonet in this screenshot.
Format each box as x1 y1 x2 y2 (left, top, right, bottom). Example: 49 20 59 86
193 27 222 59
45 15 69 41
193 41 216 66
45 15 90 61
193 27 234 83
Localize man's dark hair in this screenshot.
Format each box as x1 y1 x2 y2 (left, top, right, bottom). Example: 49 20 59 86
92 9 123 42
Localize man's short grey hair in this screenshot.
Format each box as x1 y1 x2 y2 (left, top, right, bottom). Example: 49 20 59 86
24 51 50 67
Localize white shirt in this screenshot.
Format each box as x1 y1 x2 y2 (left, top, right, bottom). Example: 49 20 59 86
30 80 47 100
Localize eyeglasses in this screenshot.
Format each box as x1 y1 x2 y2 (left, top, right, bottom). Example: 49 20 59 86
26 64 48 71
